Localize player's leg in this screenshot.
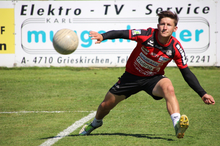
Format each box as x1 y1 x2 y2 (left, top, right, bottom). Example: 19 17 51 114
152 78 179 115
95 91 126 120
152 78 189 138
79 71 141 136
79 91 125 135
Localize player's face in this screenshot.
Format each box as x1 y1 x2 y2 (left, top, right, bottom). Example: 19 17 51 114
157 17 177 38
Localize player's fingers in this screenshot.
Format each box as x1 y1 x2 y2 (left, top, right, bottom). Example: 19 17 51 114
89 31 96 37
205 99 215 105
204 99 210 104
90 36 98 41
90 34 101 40
208 96 215 105
205 99 209 104
210 98 215 105
90 36 97 40
89 31 99 36
95 40 101 44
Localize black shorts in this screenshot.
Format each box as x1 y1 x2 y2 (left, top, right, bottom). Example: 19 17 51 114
109 71 166 100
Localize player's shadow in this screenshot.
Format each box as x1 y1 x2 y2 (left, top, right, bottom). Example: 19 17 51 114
68 133 175 141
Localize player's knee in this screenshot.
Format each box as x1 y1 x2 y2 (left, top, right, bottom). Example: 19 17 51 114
99 92 124 111
99 101 114 111
165 85 175 96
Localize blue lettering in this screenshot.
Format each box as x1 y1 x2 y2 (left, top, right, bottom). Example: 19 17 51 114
180 30 192 42
81 30 91 48
173 29 204 42
27 26 203 48
50 31 54 42
28 30 46 43
119 38 123 42
195 29 203 42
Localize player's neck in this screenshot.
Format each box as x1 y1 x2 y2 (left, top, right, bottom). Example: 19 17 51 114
157 35 172 45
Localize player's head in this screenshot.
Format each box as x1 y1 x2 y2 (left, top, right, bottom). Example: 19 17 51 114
157 11 179 26
157 10 178 42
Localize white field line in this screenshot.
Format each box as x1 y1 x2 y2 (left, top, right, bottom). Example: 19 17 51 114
0 111 95 114
39 111 96 146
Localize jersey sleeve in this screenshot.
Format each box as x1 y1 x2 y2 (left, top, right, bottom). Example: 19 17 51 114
129 28 153 42
173 41 188 69
102 30 130 40
102 28 153 42
180 67 207 97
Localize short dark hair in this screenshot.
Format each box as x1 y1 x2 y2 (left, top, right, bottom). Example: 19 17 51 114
157 11 179 26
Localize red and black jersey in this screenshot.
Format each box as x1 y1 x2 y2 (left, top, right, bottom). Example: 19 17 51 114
102 28 206 97
103 28 188 77
126 28 188 76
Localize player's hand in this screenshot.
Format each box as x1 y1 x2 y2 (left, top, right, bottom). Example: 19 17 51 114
90 31 103 44
202 94 215 105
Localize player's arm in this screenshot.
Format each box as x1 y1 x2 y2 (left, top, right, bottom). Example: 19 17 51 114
174 41 215 105
180 67 206 97
180 67 215 105
90 30 129 44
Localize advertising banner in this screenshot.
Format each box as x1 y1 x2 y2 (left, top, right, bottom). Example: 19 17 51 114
1 0 219 67
217 0 220 66
0 2 15 67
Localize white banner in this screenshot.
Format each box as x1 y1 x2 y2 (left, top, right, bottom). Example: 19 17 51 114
0 0 218 67
0 2 15 67
217 0 220 66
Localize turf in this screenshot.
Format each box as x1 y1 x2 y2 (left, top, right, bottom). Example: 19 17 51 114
0 67 219 146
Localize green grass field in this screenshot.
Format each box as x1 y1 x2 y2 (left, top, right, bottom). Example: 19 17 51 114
0 67 219 146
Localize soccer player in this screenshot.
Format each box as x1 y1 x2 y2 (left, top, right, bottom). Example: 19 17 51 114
79 10 215 138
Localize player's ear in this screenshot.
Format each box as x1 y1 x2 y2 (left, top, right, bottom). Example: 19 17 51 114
173 26 178 32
